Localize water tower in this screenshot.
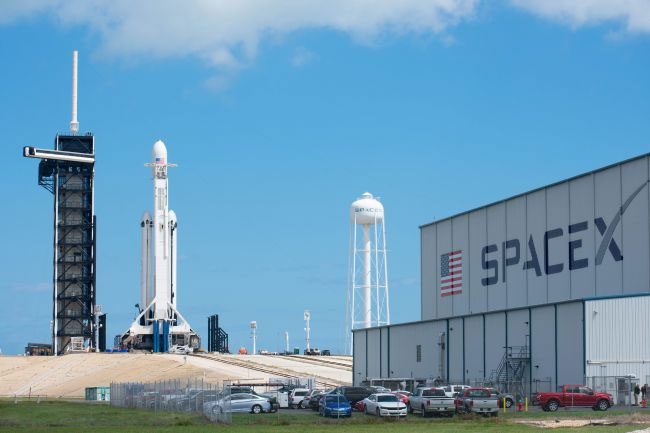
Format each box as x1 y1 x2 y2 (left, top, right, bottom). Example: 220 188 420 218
346 192 390 353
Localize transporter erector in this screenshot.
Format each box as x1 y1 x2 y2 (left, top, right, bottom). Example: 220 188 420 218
121 140 200 352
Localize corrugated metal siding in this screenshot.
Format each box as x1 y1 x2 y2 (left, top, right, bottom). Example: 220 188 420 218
448 318 464 381
531 306 556 386
556 302 584 385
585 295 650 380
464 315 484 381
354 301 584 388
484 312 506 380
366 329 381 378
421 155 650 321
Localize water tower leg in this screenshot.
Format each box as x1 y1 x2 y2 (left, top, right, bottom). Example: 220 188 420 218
363 224 371 328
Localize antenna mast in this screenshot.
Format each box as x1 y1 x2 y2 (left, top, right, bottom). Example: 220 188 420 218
70 50 79 134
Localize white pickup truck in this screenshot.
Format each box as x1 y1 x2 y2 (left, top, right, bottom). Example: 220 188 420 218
408 388 456 417
455 388 499 416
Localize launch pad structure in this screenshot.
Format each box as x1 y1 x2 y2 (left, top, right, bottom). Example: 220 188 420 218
23 51 101 355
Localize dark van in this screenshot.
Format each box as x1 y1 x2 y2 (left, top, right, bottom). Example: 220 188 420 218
330 386 374 405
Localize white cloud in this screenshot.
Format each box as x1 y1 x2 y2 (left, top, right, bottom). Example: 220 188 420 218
0 0 479 87
510 0 650 33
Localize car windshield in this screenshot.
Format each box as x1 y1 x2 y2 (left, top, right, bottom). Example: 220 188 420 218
377 395 398 402
423 389 446 397
467 390 490 398
326 396 348 403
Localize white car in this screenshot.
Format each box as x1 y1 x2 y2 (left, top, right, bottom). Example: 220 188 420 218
442 384 471 398
362 393 407 417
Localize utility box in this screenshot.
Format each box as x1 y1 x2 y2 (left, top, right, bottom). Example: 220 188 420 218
85 386 110 401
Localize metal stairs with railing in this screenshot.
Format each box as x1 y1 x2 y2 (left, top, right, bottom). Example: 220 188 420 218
488 345 530 392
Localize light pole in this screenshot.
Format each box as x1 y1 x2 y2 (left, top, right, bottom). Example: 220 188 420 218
250 321 257 355
304 310 311 352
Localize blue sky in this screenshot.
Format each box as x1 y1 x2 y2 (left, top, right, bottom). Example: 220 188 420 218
1 1 649 355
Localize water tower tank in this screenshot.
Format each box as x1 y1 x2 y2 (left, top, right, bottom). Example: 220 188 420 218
350 192 384 224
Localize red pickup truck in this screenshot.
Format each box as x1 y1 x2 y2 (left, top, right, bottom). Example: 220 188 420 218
535 385 613 412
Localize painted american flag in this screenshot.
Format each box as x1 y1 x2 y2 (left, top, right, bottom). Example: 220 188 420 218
440 250 463 297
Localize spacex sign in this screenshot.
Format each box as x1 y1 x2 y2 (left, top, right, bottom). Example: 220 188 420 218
480 181 648 286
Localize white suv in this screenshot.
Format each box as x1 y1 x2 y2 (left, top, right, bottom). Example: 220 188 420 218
289 388 310 409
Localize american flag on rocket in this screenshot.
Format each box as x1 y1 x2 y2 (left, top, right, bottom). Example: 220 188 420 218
440 250 463 297
156 157 165 164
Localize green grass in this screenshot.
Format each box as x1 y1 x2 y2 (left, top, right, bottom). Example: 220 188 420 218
0 401 647 433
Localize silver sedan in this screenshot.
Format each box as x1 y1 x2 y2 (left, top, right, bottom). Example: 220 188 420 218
206 393 272 414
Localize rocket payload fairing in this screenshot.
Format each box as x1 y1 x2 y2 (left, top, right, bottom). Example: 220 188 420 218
122 140 200 352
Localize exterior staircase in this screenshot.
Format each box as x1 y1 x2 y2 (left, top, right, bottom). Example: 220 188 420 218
488 345 530 395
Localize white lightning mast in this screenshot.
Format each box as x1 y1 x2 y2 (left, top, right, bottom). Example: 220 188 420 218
304 310 311 352
250 321 257 355
345 192 390 355
70 50 79 134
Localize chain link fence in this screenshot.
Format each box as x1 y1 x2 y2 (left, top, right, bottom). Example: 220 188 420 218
110 378 231 423
585 375 641 408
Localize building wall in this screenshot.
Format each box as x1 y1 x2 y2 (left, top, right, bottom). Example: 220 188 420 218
354 301 584 390
421 155 650 321
585 295 650 381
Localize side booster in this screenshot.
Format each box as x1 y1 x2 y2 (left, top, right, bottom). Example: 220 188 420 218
122 140 200 352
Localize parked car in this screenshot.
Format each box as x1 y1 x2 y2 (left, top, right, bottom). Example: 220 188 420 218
393 391 411 405
308 391 327 411
408 387 455 416
301 390 320 409
370 385 391 393
328 386 374 405
319 394 352 417
455 388 499 416
321 349 331 356
288 388 310 409
535 385 613 412
206 393 272 414
442 384 471 398
486 388 515 409
362 393 407 417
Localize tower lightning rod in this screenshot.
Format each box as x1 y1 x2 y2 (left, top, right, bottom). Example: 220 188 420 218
70 50 79 134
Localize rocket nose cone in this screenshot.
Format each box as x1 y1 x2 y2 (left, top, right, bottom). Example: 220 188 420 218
152 140 167 164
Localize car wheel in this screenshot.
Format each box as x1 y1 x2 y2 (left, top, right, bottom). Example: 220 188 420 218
546 400 559 412
251 404 262 414
597 399 609 411
376 408 380 417
407 403 413 414
505 398 513 409
421 406 427 417
364 405 369 415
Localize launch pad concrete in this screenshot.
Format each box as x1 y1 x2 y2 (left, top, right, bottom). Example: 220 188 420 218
0 353 352 398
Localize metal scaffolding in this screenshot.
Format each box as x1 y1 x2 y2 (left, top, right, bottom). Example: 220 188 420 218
36 134 96 354
208 314 229 353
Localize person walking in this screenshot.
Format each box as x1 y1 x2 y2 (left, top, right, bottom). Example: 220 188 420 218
634 384 641 406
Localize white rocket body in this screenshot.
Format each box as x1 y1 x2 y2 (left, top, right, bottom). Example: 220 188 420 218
150 140 175 319
123 140 198 351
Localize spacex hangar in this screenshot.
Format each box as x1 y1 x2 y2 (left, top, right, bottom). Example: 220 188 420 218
353 153 650 396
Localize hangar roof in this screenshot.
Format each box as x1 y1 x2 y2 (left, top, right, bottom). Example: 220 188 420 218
420 152 650 229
